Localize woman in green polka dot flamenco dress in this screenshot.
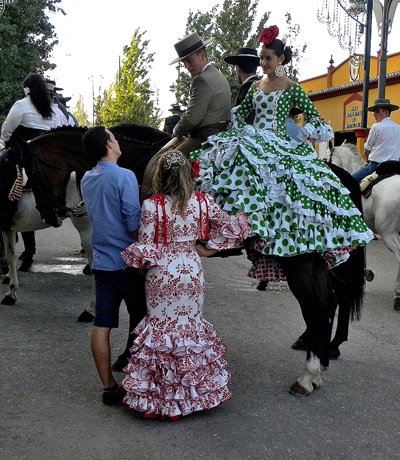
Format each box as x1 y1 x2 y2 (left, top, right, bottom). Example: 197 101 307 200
191 25 373 284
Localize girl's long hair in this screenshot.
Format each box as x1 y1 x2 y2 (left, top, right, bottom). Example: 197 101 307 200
23 73 53 119
153 150 194 210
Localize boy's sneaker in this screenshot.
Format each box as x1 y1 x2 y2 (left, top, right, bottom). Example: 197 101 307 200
102 384 126 405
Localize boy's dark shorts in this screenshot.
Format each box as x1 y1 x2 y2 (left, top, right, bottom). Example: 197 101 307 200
92 267 145 328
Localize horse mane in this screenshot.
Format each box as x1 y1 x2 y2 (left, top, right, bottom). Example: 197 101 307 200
341 142 360 156
109 123 170 145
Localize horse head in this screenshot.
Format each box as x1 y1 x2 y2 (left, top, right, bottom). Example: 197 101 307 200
329 143 366 174
4 133 67 228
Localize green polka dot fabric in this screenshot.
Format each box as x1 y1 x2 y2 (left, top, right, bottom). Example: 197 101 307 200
190 84 374 262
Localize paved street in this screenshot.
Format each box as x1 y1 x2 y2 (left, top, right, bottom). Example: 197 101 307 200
1 220 399 460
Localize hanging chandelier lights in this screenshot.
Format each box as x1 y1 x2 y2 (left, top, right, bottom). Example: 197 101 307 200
317 0 368 55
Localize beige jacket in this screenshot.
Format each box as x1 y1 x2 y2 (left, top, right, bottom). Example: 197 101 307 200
173 64 231 138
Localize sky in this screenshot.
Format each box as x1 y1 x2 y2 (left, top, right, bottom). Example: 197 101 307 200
47 0 400 122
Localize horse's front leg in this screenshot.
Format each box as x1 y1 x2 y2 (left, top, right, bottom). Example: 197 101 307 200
70 215 95 320
378 231 400 311
278 253 332 396
1 230 19 305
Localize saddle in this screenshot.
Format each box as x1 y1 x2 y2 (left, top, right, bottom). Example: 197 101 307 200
360 161 400 198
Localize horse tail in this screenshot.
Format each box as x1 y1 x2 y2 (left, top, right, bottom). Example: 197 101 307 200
330 246 366 321
347 246 366 320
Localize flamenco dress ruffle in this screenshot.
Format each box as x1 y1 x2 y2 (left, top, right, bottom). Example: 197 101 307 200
191 123 373 275
121 317 231 418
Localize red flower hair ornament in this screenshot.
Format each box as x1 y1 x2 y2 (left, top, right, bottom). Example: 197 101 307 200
259 25 279 45
191 159 200 179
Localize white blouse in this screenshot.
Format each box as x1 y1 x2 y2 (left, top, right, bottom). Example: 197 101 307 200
1 96 57 141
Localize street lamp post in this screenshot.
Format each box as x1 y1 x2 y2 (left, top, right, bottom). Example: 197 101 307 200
374 0 400 98
89 75 103 126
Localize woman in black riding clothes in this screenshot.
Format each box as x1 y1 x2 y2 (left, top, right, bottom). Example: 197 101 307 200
0 73 57 271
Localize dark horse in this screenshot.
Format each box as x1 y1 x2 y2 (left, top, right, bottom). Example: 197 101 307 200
0 125 170 307
291 163 365 361
5 125 366 397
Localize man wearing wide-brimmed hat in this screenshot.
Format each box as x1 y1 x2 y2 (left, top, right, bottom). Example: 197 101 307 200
224 47 261 107
170 32 231 156
353 98 400 182
163 104 184 135
46 81 69 127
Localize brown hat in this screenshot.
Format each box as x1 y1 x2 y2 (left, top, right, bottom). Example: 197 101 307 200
367 98 399 112
224 47 260 66
170 32 213 65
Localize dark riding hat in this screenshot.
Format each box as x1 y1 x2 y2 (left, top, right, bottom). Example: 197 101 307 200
289 106 303 117
224 47 260 66
367 98 399 112
169 104 184 114
170 32 213 65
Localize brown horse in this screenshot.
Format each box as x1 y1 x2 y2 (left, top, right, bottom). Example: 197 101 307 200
0 125 170 308
3 125 367 397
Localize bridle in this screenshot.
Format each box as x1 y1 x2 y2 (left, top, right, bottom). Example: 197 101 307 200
23 141 86 225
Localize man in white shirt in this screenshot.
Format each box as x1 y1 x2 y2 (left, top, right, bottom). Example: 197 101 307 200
353 98 400 182
46 82 69 127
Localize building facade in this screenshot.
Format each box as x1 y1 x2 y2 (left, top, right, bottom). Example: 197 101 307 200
299 51 400 157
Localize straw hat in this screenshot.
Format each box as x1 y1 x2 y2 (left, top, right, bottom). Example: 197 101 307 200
170 32 213 65
367 98 399 112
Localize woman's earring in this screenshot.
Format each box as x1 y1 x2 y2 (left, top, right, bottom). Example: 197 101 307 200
275 65 285 77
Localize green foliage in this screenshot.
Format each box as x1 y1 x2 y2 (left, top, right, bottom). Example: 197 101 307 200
96 29 161 128
173 0 307 107
0 0 64 117
71 95 90 127
282 13 308 81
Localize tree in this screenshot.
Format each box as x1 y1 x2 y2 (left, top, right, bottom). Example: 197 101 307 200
96 29 161 128
0 0 64 120
72 95 90 127
173 0 306 107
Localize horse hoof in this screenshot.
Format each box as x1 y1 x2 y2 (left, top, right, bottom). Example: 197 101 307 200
1 295 16 305
77 310 94 322
18 259 33 272
291 337 308 351
289 381 312 397
364 269 374 282
311 376 322 389
394 298 400 311
2 276 10 285
329 347 341 360
256 281 268 291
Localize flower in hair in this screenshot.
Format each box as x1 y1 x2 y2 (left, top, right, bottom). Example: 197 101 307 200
191 159 200 179
259 25 279 45
163 150 186 170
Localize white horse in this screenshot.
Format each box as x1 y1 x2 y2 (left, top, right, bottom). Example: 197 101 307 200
330 143 400 311
1 172 95 314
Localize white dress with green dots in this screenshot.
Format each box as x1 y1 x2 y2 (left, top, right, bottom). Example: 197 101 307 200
190 83 373 280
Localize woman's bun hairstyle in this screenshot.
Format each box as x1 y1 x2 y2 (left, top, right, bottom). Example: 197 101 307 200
258 26 293 65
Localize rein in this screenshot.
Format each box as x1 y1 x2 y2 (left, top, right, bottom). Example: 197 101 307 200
25 142 81 223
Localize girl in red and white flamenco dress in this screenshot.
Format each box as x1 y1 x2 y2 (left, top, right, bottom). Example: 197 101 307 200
120 151 251 420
